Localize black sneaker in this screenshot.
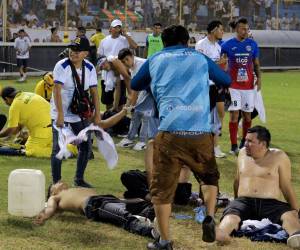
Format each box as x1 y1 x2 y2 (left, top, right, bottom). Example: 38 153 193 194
239 138 246 149
74 179 93 188
147 240 173 250
202 215 216 242
229 144 239 156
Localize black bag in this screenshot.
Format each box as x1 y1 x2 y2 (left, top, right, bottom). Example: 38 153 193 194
69 60 94 119
121 169 192 206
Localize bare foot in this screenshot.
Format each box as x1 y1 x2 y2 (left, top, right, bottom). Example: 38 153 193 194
216 228 232 245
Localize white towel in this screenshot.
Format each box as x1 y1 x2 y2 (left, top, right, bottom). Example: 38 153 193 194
54 124 118 169
254 89 266 123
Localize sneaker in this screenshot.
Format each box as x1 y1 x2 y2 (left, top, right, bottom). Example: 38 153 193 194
229 144 239 156
132 215 152 227
202 215 216 242
17 77 25 82
239 138 245 149
214 146 226 158
133 141 146 151
116 138 134 148
147 240 173 250
74 179 93 188
287 231 300 248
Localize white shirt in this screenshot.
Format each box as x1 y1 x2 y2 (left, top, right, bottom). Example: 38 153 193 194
51 58 98 123
46 0 57 10
195 36 221 62
131 56 146 77
264 0 273 8
14 37 31 59
195 36 221 85
98 34 130 80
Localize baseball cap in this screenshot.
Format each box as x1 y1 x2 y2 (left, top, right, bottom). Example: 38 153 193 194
111 19 122 28
68 37 90 51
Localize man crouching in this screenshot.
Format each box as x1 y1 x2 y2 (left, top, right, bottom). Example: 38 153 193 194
216 126 300 248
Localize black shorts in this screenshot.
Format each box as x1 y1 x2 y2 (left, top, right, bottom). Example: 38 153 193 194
100 80 127 106
221 197 293 225
216 87 226 103
16 59 28 68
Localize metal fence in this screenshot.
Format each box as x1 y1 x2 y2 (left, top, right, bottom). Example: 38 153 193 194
1 43 300 76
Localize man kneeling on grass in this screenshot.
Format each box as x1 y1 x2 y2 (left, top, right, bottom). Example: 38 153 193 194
216 126 300 248
34 181 159 239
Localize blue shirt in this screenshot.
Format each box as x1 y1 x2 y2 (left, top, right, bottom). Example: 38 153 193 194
131 45 231 132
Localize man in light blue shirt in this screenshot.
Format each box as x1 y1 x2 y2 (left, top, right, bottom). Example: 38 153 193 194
131 25 231 249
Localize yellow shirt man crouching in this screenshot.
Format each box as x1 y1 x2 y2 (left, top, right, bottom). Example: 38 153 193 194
1 87 52 157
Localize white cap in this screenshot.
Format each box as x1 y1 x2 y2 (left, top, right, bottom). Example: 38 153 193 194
111 19 122 28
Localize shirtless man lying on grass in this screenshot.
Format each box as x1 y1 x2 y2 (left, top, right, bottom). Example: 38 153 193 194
216 125 300 248
34 181 159 239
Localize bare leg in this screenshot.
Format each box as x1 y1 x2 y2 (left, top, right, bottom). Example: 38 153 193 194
216 101 225 127
178 165 191 183
145 139 154 186
216 214 241 244
201 185 218 216
281 210 300 235
154 203 171 240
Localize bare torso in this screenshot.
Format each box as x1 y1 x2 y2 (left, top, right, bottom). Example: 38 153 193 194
56 188 97 213
238 148 285 200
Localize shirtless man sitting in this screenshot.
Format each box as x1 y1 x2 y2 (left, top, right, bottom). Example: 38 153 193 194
216 125 300 248
34 181 158 239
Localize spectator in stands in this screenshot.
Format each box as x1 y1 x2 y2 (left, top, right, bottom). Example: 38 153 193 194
266 15 272 30
45 27 62 43
14 29 31 82
215 0 226 19
12 0 23 24
76 26 88 39
183 3 191 27
264 0 273 17
10 33 18 42
24 10 38 26
143 0 154 28
206 0 216 21
187 16 198 32
290 14 300 30
144 23 163 58
281 12 291 30
45 0 57 22
196 1 208 30
271 16 278 30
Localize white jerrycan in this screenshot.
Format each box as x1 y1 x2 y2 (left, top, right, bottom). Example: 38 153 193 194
8 169 45 217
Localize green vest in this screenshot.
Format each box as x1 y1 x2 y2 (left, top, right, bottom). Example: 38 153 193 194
147 34 163 58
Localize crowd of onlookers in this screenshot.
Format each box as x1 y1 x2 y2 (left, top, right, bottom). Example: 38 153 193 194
1 0 300 42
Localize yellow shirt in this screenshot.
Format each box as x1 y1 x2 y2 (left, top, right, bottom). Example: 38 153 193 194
35 80 53 102
90 32 105 49
8 92 51 139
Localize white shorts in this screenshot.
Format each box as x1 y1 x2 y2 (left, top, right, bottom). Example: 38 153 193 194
228 88 255 112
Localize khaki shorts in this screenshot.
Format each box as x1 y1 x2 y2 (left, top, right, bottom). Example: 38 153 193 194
151 132 219 204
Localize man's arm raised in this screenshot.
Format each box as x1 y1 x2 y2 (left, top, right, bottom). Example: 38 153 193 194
34 195 60 225
279 152 299 211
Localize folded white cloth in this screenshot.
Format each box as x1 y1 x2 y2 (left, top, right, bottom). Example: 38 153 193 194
54 124 118 169
241 218 278 231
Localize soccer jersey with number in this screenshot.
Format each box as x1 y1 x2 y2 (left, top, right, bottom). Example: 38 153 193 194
221 38 259 90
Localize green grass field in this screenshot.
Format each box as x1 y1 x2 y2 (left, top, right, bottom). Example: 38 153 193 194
0 72 299 249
